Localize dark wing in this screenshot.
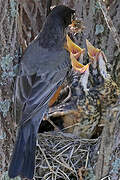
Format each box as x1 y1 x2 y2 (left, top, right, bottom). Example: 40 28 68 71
15 49 71 127
19 38 69 76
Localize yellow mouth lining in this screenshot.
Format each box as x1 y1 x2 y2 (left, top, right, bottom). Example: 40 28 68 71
66 35 85 56
65 35 90 73
70 52 90 73
86 39 101 60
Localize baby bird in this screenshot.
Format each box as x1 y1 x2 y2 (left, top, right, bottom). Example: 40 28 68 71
49 36 101 138
86 40 120 125
49 37 119 138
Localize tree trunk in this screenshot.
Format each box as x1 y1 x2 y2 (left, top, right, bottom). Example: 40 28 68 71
0 0 120 179
18 0 120 84
95 103 120 180
0 0 19 178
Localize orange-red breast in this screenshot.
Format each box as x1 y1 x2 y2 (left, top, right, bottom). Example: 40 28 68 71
8 6 75 179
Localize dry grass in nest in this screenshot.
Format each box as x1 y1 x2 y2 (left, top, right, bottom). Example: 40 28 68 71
34 132 99 180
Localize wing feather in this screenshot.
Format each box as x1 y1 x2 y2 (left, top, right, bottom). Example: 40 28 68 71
16 67 69 126
15 47 70 126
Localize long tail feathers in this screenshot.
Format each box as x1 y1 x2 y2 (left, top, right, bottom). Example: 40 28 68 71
8 103 47 179
8 123 36 179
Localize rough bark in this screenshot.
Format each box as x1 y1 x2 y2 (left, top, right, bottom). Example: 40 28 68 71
18 0 120 84
95 102 120 180
0 0 120 179
0 0 18 178
62 0 120 86
17 0 120 179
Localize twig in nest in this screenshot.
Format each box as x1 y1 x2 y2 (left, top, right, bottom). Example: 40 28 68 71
36 143 59 178
36 132 99 179
85 147 90 168
36 141 52 172
58 168 71 180
49 153 75 173
46 118 61 131
55 145 72 158
98 0 120 52
62 122 81 131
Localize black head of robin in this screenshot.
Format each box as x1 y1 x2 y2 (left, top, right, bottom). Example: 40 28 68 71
50 5 75 28
8 5 76 180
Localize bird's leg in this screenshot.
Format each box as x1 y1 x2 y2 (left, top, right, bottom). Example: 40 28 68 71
48 118 61 131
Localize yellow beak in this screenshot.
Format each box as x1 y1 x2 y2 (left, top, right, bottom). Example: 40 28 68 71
86 39 101 61
66 34 85 59
70 52 90 73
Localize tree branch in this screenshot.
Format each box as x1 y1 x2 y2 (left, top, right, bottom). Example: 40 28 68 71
98 0 120 52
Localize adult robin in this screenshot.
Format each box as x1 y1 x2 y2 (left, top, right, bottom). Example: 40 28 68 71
8 5 75 179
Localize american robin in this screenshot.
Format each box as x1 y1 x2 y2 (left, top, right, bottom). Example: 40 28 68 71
86 40 120 124
49 34 85 107
49 35 86 107
50 38 119 138
49 57 100 138
66 34 85 60
49 38 101 138
62 39 119 138
49 35 99 138
8 5 75 179
62 52 101 138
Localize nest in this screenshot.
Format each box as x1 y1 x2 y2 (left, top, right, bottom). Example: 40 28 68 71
35 131 99 180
